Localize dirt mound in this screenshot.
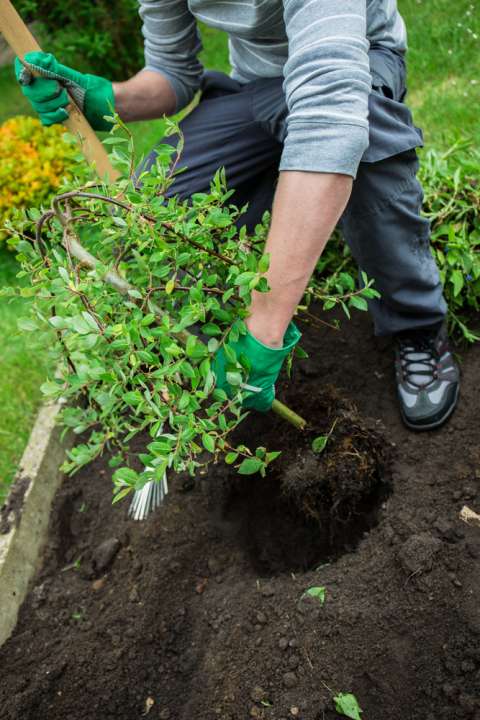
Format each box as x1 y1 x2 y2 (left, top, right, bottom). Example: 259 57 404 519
218 387 391 574
0 312 479 720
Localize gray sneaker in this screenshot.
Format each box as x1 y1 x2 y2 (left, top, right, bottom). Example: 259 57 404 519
395 324 459 430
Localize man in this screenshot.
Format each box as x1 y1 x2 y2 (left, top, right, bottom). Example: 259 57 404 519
15 0 460 430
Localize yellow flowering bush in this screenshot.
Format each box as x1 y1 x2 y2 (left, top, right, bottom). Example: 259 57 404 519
0 115 79 242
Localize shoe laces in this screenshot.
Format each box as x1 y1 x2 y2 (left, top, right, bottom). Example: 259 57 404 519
398 336 439 389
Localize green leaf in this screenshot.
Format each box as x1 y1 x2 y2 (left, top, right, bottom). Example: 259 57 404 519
208 338 219 353
255 277 269 293
58 266 70 283
102 136 129 145
226 371 242 386
451 268 464 297
127 288 143 300
82 312 99 332
203 322 222 336
112 487 133 504
82 333 99 349
222 288 235 303
40 380 62 396
17 318 38 332
238 457 264 475
339 272 355 291
111 215 128 228
258 253 270 274
212 388 228 402
123 391 142 406
71 315 91 335
141 313 156 326
225 452 238 465
49 315 70 330
186 334 198 357
349 295 368 312
312 435 328 454
113 467 139 486
295 346 309 359
223 344 237 364
334 693 363 720
266 451 281 464
234 271 256 286
203 370 215 394
178 392 190 411
302 586 326 604
202 434 216 453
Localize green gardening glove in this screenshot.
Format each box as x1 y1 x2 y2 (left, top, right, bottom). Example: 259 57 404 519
14 52 114 131
213 322 301 412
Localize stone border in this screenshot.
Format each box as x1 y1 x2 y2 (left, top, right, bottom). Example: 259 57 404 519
0 399 70 647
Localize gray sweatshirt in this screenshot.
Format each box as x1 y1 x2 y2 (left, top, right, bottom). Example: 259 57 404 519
138 0 407 177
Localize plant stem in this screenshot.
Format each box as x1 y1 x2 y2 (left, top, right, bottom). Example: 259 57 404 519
54 229 308 431
271 399 306 430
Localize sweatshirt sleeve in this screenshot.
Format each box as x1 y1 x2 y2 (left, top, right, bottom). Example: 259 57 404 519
280 0 371 178
138 0 204 112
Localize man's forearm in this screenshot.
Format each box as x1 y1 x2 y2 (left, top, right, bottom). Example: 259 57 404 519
247 171 353 348
113 70 177 122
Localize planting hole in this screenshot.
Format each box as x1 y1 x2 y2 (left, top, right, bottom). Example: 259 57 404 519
218 387 392 575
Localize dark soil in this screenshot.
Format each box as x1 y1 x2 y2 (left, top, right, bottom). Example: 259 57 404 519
1 312 480 720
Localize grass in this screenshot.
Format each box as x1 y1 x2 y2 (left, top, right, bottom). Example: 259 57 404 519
0 66 31 123
0 2 478 500
399 0 480 147
0 250 52 503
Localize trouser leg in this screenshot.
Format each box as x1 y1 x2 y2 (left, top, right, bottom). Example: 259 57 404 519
139 72 282 231
139 62 447 338
341 148 447 336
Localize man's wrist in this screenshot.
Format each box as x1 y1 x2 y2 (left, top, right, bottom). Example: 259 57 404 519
246 308 288 349
112 71 176 123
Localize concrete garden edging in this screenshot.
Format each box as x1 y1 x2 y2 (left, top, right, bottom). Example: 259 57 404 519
0 398 71 647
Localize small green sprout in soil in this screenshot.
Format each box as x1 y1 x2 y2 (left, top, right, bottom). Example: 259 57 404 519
61 556 83 572
301 586 326 604
312 418 338 454
334 692 363 720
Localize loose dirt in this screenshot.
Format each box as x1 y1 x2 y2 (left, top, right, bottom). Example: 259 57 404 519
1 312 479 720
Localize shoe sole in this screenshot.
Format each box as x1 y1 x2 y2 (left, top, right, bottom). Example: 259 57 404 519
399 384 460 432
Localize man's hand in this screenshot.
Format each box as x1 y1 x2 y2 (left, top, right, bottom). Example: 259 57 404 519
213 323 301 412
14 52 114 130
215 172 351 412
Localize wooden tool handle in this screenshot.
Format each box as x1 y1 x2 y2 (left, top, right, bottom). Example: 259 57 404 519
0 0 120 181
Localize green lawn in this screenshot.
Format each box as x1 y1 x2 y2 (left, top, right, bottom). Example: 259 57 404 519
0 250 52 503
399 0 480 147
0 2 478 500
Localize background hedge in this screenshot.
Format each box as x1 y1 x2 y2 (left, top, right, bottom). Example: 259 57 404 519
17 0 143 79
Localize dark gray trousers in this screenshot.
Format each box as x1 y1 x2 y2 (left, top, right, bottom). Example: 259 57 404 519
143 48 447 336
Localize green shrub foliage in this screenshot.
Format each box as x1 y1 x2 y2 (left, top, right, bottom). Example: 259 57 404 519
4 119 377 502
419 142 480 341
0 115 82 244
17 0 143 79
315 143 480 342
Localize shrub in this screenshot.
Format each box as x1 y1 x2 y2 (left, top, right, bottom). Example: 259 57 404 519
314 143 480 342
419 142 480 341
16 0 143 80
6 119 376 500
0 116 80 242
5 120 479 501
